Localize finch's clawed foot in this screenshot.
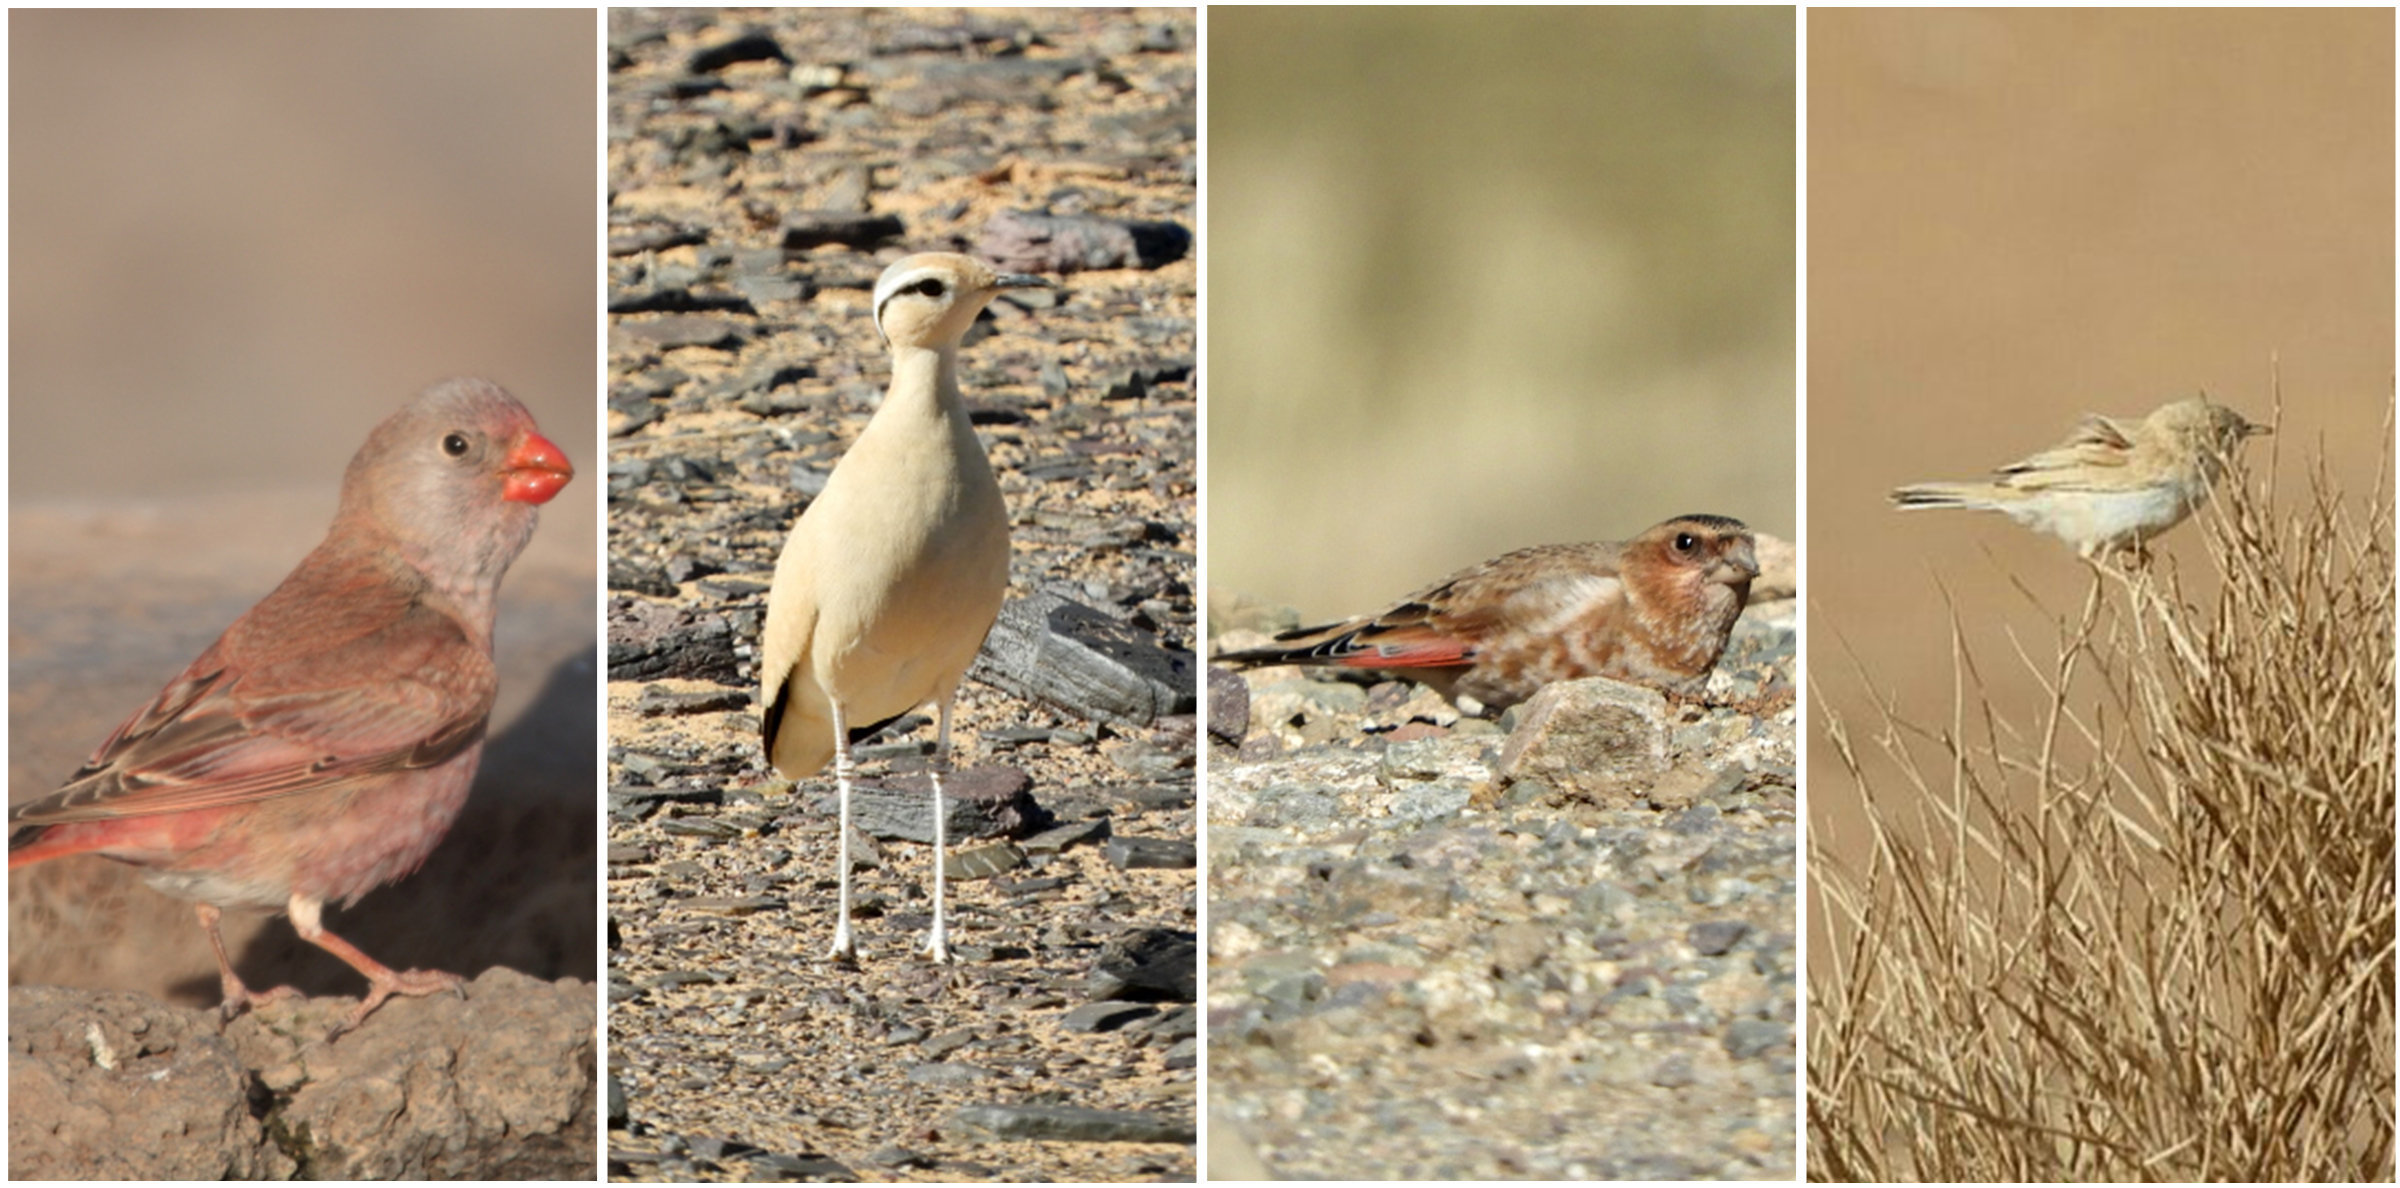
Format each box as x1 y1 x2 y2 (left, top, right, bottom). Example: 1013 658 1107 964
329 967 466 1040
290 910 465 1038
215 980 305 1026
204 903 307 1025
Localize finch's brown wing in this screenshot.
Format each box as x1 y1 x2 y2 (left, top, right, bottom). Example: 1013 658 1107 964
1377 542 1626 659
11 597 494 829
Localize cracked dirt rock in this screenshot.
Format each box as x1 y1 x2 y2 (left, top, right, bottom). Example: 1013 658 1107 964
10 969 595 1180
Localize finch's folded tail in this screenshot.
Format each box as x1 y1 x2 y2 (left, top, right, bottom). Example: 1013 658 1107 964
8 823 102 869
1215 620 1347 668
1216 621 1476 671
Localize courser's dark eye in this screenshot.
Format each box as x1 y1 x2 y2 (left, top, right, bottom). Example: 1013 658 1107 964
915 278 946 297
442 432 470 457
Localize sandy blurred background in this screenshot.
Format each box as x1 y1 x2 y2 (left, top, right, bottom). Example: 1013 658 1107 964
1809 11 2392 866
10 11 599 1005
1207 7 1794 620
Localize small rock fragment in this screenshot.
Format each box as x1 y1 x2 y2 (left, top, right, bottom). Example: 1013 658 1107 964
971 592 1196 727
1088 927 1198 1002
1494 677 1670 805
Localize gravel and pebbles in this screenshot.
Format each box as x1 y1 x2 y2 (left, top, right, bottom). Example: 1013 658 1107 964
1206 593 1797 1180
603 9 1196 1182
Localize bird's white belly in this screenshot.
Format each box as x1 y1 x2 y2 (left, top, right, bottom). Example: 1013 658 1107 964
2009 485 2190 547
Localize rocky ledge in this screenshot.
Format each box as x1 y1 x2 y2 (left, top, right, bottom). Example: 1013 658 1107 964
10 970 596 1180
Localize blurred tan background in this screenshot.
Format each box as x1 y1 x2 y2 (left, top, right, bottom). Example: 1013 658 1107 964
1208 7 1794 619
10 10 599 1004
1809 11 2392 854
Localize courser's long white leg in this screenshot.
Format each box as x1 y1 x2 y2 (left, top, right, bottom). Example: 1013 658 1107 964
829 699 857 962
925 693 955 963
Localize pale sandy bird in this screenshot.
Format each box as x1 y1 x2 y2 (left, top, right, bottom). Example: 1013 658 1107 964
1218 514 1760 711
760 252 1050 964
1891 396 2268 559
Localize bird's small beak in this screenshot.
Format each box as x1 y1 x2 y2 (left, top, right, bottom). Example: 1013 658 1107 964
2243 419 2272 437
1716 545 1761 584
992 272 1056 291
504 431 575 505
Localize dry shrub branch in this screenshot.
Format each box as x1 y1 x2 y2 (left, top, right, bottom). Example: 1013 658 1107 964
1809 405 2396 1182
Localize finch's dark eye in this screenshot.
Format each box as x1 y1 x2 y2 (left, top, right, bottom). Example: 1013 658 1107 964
1675 532 1698 552
914 278 946 297
442 432 471 458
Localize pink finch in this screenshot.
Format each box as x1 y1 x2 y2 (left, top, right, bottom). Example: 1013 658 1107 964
1217 515 1760 711
8 377 573 1037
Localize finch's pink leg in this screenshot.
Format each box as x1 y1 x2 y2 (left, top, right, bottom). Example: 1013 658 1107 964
195 903 304 1022
286 896 464 1037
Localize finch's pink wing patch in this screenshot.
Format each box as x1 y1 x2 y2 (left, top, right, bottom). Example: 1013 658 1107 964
1341 622 1477 668
1220 605 1478 670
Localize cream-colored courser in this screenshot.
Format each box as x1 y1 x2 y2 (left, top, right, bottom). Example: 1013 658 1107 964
761 252 1050 963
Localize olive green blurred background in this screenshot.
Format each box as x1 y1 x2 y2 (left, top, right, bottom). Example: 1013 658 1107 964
1207 7 1795 619
1809 10 2392 851
10 10 599 1006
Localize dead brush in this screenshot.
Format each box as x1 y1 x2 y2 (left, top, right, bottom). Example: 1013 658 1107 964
1808 404 2395 1181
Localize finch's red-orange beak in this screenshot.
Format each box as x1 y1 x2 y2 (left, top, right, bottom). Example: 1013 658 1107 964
503 431 574 504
